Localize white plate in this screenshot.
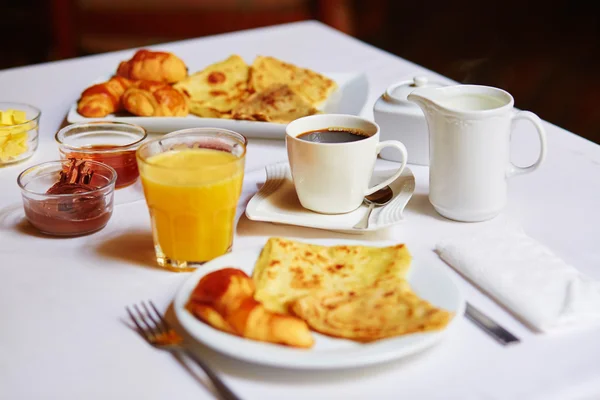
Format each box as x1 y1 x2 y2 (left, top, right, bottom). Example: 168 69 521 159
67 72 369 139
245 163 415 234
174 238 465 370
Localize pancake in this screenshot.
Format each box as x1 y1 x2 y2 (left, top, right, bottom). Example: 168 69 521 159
232 84 318 123
252 238 412 315
292 280 453 342
249 56 337 106
173 54 249 115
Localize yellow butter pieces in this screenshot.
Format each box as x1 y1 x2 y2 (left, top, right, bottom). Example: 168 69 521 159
1 109 26 125
0 109 31 162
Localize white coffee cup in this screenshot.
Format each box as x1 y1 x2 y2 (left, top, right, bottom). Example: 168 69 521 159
286 114 408 214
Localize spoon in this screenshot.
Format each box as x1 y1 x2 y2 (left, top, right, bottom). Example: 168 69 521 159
353 185 394 229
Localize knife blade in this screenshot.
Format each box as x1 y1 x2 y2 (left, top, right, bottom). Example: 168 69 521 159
465 303 520 346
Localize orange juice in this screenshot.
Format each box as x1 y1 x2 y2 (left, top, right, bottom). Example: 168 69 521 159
139 148 244 266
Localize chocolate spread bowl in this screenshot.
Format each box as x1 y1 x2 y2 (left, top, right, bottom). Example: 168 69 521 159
17 159 117 236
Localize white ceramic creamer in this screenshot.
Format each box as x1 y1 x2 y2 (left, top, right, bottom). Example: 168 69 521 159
408 85 547 222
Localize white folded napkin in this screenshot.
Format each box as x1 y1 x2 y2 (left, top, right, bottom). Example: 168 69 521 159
436 224 600 333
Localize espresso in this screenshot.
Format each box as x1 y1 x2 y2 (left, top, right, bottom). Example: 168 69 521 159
297 128 368 143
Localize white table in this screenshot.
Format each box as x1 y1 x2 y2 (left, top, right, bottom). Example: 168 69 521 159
1 21 599 400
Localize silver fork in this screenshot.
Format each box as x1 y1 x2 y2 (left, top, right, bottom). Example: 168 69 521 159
126 301 241 400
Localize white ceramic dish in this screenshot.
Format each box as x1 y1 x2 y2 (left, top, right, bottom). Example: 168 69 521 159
67 72 369 139
174 238 466 370
374 76 448 166
245 163 415 234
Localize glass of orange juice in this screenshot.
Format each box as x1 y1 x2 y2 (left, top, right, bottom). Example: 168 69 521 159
136 128 246 270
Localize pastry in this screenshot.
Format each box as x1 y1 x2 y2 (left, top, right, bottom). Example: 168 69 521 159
122 80 188 117
116 49 187 83
77 76 132 118
187 268 314 348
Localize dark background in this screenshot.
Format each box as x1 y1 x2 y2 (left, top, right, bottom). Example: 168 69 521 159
3 0 599 143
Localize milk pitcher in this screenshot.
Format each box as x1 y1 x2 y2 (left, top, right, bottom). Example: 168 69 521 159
408 85 547 222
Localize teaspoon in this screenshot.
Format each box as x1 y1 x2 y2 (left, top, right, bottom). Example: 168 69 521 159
353 185 394 229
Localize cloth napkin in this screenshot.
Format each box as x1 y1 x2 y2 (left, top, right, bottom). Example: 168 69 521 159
436 224 600 333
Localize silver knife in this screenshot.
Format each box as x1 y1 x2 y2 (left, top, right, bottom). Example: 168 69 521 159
465 303 520 346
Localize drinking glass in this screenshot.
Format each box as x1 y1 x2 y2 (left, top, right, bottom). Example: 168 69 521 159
136 128 247 271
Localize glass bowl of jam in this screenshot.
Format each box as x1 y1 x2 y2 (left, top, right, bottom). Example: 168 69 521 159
0 102 41 166
17 159 117 236
55 122 147 188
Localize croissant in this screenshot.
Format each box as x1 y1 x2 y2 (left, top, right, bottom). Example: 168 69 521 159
116 49 187 83
187 268 314 348
122 81 189 117
77 76 132 118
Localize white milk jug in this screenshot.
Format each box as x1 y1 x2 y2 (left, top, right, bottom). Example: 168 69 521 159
408 85 547 222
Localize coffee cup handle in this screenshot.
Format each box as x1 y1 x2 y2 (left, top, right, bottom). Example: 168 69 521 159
507 111 547 177
366 141 408 196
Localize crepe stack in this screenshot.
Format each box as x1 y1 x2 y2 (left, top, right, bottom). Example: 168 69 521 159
252 238 453 342
173 55 337 123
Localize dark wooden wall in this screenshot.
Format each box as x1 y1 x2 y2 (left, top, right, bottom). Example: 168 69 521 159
1 0 598 143
360 0 600 142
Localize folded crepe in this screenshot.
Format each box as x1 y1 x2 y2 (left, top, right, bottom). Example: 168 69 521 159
232 84 318 123
292 280 453 342
252 237 412 315
174 54 249 118
249 56 337 106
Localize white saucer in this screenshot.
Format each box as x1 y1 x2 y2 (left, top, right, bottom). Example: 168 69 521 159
245 163 415 234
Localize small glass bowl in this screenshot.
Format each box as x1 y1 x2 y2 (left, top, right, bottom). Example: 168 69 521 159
55 122 147 188
0 102 41 166
17 160 117 236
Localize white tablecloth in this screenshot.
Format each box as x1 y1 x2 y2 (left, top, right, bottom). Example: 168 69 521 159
1 21 600 400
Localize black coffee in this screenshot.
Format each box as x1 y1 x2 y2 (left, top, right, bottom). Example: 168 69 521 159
297 128 368 143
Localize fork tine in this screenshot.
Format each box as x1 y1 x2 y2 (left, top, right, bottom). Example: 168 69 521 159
133 304 157 337
149 300 171 332
142 301 165 335
126 306 149 340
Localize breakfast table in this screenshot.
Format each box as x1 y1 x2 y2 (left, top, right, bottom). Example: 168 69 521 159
1 21 600 400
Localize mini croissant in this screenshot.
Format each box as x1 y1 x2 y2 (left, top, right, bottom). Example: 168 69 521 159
122 80 188 117
117 49 187 83
77 76 132 118
187 268 314 348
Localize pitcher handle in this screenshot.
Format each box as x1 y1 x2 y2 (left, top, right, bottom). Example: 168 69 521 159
507 111 547 178
366 141 408 195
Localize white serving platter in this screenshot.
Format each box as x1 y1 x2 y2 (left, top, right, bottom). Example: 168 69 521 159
67 72 369 139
